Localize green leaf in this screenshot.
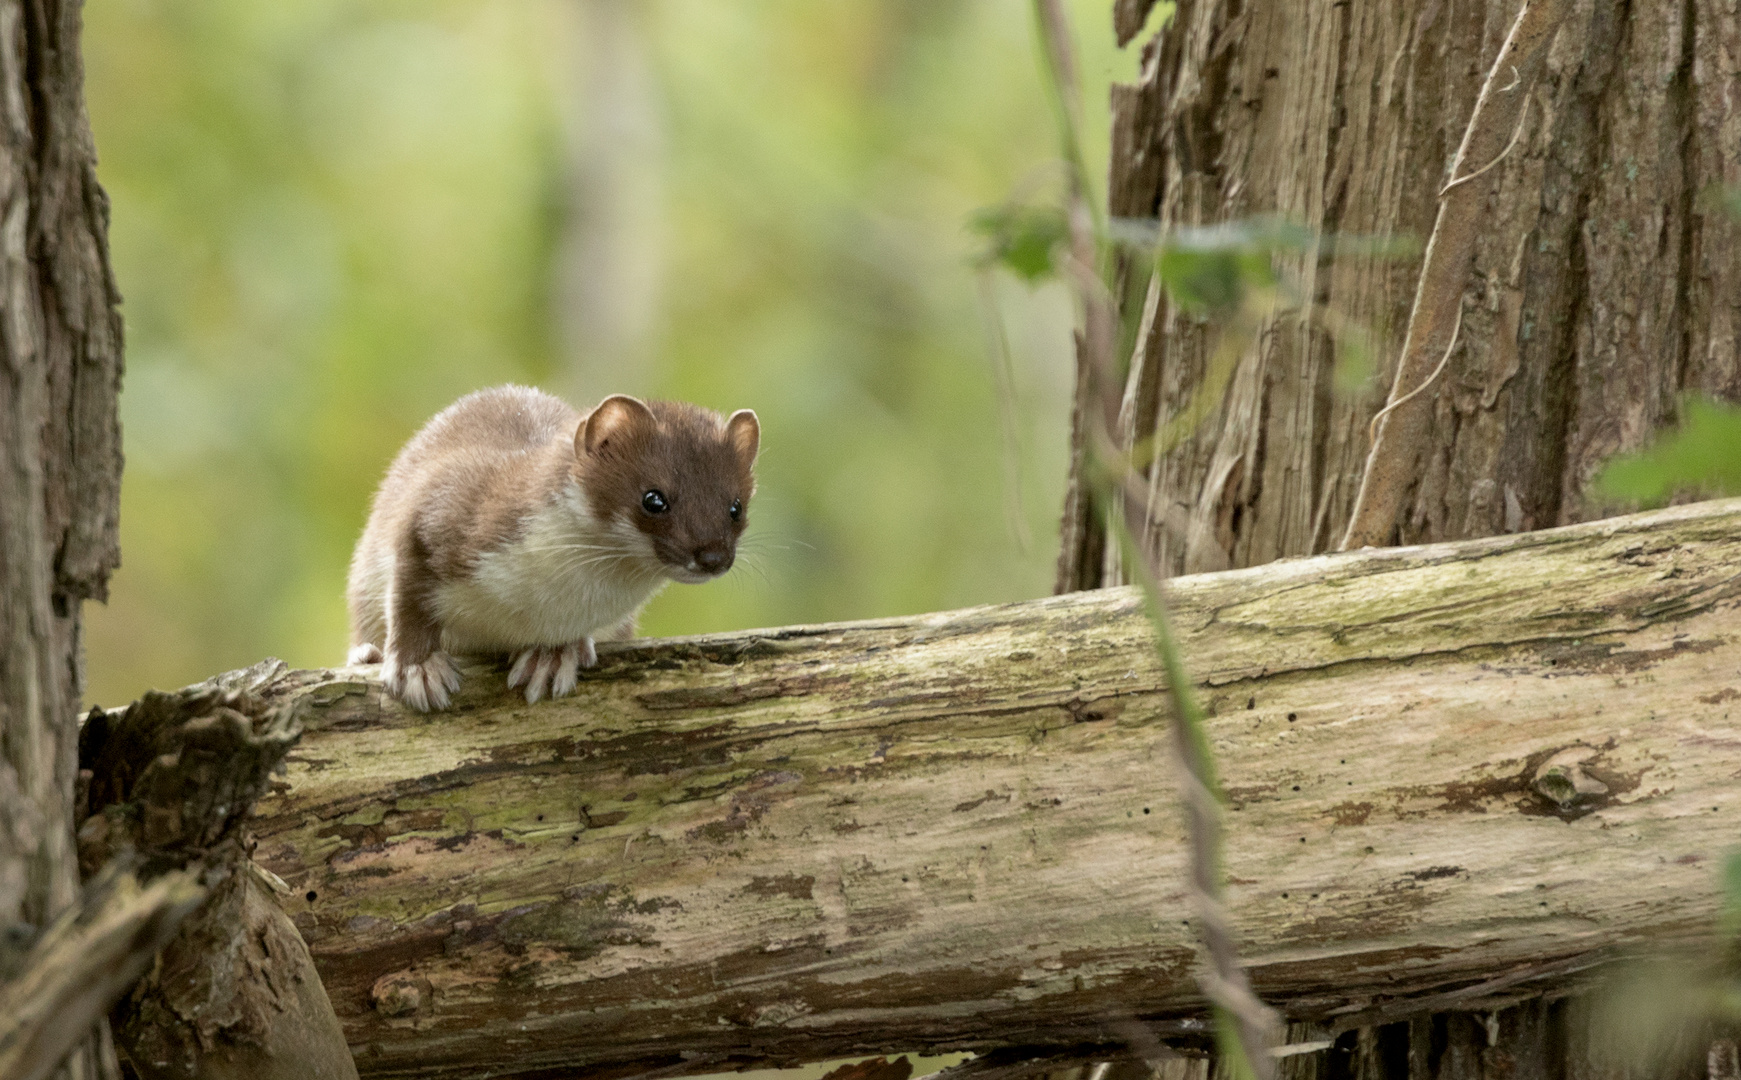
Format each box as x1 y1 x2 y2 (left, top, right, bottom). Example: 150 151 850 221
1113 215 1418 318
1594 396 1741 506
1156 247 1273 316
969 204 1069 282
1109 214 1420 259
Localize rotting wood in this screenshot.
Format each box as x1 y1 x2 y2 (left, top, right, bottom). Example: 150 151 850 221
217 498 1741 1079
78 675 359 1080
114 866 359 1080
0 865 203 1080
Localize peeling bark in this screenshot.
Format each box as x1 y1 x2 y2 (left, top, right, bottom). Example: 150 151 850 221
226 500 1741 1079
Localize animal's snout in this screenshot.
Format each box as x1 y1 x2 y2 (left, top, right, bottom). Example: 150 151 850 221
694 545 732 574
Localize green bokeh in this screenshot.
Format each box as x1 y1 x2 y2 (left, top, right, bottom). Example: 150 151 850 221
1594 396 1741 507
83 0 1136 705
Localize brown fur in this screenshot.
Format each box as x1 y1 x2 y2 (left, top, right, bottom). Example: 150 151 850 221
348 387 577 653
347 385 757 707
574 396 758 576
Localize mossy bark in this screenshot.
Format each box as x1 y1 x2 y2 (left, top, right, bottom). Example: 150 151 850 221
237 499 1741 1079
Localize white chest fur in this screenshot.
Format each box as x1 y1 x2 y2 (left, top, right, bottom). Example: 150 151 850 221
433 483 667 654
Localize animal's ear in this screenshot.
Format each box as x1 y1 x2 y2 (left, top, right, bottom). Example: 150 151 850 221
577 395 656 456
725 409 760 464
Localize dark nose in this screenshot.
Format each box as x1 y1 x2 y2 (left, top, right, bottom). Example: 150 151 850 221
695 546 732 573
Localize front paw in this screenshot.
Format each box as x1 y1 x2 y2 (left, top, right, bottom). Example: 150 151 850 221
382 650 462 711
507 638 596 704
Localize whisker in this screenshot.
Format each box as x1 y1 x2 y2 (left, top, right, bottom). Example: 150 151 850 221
716 564 769 592
736 537 811 555
738 532 814 552
515 543 639 555
729 552 775 586
559 552 647 574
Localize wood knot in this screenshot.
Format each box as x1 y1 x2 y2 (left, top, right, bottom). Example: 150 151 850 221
1532 747 1610 810
370 972 424 1017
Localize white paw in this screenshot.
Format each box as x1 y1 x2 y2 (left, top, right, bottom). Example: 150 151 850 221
507 638 596 704
348 642 383 665
382 650 462 712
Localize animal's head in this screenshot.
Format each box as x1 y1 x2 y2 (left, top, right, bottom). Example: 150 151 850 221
572 395 759 583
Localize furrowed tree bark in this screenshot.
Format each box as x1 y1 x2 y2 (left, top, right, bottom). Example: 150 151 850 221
1069 0 1741 585
228 499 1741 1080
1340 0 1575 550
0 0 128 1076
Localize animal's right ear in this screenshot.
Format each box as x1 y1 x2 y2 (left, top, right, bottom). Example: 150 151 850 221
577 395 656 456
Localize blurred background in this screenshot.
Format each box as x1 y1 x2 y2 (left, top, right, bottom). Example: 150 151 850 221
83 0 1144 706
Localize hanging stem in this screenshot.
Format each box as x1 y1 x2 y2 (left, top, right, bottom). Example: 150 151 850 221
1339 0 1573 550
1032 2 1278 1075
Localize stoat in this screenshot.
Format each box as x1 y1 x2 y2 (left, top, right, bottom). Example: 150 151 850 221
346 385 758 710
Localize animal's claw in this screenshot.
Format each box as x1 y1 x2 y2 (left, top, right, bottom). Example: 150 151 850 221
383 650 462 711
508 638 596 704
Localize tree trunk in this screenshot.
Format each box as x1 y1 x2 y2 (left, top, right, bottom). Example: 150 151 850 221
1072 0 1741 584
232 500 1741 1079
0 7 356 1079
0 0 126 1075
1071 2 1741 1076
0 867 204 1080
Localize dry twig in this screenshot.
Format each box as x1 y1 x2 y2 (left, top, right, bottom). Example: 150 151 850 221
1366 301 1463 445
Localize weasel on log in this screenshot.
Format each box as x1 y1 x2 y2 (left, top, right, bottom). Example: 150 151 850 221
346 385 760 710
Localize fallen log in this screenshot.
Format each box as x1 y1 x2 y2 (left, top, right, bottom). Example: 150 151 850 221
78 672 357 1079
237 499 1741 1078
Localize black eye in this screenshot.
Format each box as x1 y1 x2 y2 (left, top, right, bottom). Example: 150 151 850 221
642 490 669 514
729 499 742 522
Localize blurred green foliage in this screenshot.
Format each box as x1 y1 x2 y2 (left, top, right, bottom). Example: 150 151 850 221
971 203 1069 282
1105 216 1411 399
1594 395 1741 506
83 0 1134 705
1724 851 1741 939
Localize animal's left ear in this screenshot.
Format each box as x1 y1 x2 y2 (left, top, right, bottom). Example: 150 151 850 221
725 409 760 464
